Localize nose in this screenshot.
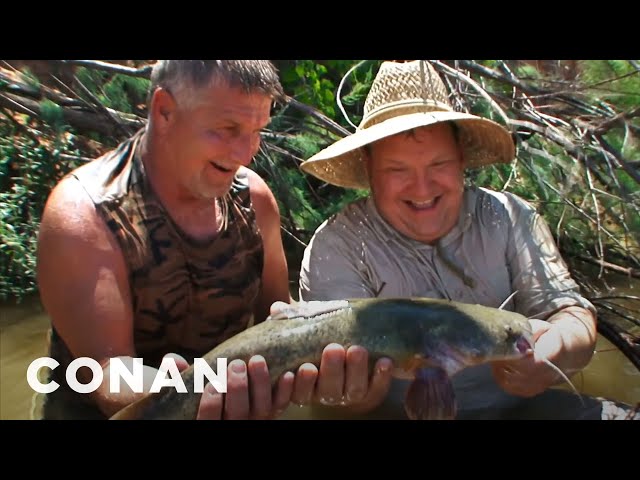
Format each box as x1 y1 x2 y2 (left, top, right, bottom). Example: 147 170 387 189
229 134 261 167
410 168 435 197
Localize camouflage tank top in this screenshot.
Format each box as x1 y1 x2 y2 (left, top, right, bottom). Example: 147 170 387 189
41 129 264 419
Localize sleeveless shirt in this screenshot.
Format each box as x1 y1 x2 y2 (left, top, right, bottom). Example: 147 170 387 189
42 129 264 419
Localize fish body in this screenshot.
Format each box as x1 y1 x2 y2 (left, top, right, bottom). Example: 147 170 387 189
110 297 533 420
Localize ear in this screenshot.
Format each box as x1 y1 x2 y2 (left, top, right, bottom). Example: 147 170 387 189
149 87 177 134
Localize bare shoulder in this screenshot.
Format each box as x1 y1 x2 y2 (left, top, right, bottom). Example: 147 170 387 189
37 171 125 289
37 170 133 359
40 170 108 245
241 166 280 222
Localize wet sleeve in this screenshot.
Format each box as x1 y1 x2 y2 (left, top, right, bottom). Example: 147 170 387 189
298 224 376 302
504 193 596 319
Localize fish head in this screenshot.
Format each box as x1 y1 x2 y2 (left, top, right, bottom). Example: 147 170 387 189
431 313 535 373
493 319 535 360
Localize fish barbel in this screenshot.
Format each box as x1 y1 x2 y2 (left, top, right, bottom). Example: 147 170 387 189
110 297 534 420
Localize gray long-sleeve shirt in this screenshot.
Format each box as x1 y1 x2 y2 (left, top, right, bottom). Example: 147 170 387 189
298 185 594 415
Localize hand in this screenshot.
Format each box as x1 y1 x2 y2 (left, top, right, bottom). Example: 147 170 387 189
294 343 394 413
167 353 295 420
269 300 393 413
492 319 566 397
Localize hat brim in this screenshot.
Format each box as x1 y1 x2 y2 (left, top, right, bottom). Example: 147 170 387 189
300 111 515 189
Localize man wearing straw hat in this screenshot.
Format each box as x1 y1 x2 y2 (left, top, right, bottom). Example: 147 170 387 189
294 60 636 420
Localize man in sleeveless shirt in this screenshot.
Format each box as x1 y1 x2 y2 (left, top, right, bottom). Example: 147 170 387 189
37 61 298 420
293 60 638 420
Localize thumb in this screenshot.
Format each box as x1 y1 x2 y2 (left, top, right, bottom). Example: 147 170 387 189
270 301 291 316
163 352 189 372
528 318 552 344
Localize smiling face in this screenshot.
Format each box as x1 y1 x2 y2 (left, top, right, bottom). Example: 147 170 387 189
364 122 465 245
151 79 273 201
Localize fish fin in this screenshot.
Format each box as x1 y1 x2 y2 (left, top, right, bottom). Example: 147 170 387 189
267 300 350 321
404 367 456 420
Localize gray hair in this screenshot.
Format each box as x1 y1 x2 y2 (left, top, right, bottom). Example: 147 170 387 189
148 60 285 108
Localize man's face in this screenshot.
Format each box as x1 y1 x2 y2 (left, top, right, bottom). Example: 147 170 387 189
365 123 465 245
158 80 273 201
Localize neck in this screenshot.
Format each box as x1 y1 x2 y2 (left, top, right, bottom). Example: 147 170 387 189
139 131 222 241
139 131 213 210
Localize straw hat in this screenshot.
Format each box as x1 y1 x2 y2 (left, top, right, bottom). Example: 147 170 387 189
299 60 515 189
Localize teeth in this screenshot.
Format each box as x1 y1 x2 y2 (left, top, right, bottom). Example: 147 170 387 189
410 199 435 208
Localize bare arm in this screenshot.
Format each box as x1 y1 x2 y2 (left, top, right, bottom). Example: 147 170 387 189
37 175 158 417
245 168 291 322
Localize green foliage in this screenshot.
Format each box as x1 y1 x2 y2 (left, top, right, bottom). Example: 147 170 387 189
2 60 638 301
74 68 150 115
278 60 379 130
262 60 382 250
102 75 151 114
0 125 83 301
580 60 640 109
39 99 66 132
513 63 543 80
283 132 324 160
19 68 41 89
75 66 108 96
603 129 640 161
280 60 339 118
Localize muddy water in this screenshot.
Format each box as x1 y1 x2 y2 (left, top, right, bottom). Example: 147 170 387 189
1 276 639 420
0 297 49 420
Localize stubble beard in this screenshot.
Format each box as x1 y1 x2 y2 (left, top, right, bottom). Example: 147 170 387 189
187 171 234 203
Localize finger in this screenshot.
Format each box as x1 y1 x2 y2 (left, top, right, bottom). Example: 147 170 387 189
247 355 272 419
163 353 189 372
362 357 393 405
224 359 250 420
492 363 537 397
272 371 295 416
344 346 369 403
291 363 318 406
491 362 507 385
491 361 520 385
269 301 290 316
315 344 346 405
196 382 224 420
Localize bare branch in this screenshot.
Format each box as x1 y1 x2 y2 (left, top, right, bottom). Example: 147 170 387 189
0 91 145 137
57 60 153 78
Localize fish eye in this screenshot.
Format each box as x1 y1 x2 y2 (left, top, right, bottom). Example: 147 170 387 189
505 325 515 339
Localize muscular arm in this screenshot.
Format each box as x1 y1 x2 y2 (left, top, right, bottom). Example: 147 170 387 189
37 175 158 417
245 168 291 323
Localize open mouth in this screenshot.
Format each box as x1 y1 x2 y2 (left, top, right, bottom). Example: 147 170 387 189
210 161 233 173
405 197 439 211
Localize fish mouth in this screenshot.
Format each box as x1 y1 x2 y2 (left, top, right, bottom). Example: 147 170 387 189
516 335 533 355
